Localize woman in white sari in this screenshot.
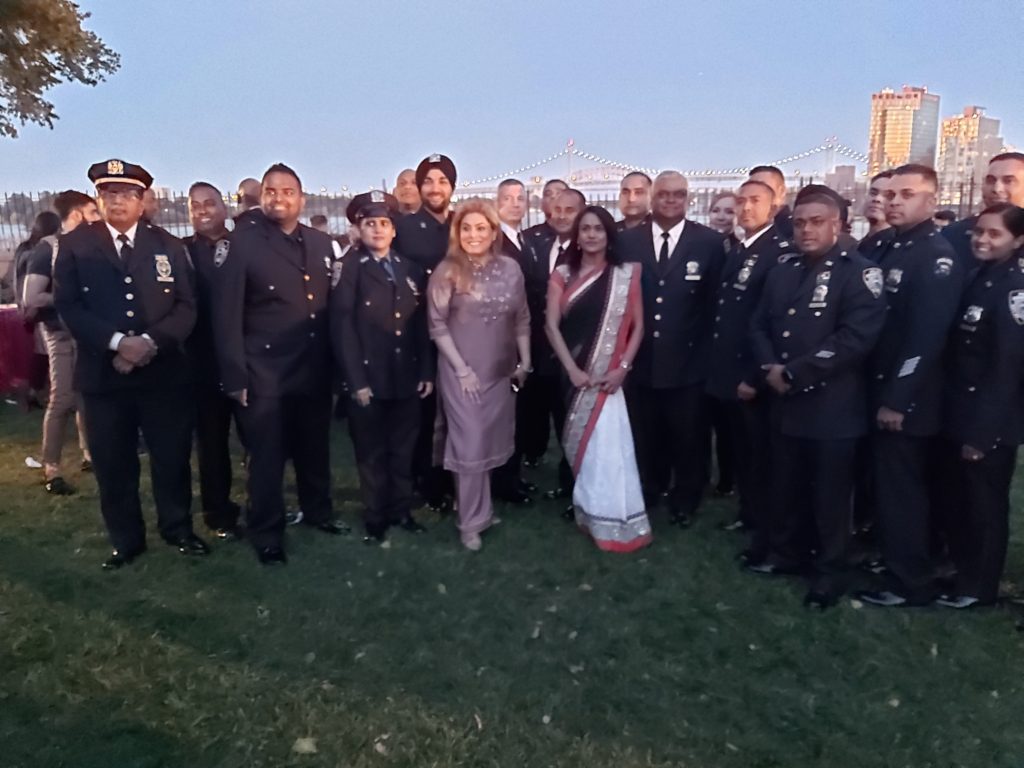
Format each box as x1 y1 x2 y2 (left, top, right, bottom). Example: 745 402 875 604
545 206 651 552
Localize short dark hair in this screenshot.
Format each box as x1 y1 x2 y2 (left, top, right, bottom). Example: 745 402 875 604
738 179 775 197
748 165 785 186
497 178 524 192
978 203 1024 239
793 192 841 214
934 209 957 223
543 178 567 192
310 214 328 227
870 170 894 183
188 181 222 198
991 152 1024 166
892 163 938 188
262 162 302 190
53 190 95 221
23 210 61 249
621 171 652 187
566 205 621 273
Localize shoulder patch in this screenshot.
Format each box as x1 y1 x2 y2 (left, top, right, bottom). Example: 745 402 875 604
862 267 883 298
1009 290 1024 326
778 252 799 264
934 256 953 277
213 239 229 268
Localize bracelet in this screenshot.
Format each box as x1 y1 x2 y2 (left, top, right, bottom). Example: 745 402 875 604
619 360 632 371
516 363 534 373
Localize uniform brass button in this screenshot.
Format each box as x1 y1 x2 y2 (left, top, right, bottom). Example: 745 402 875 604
309 313 315 319
782 331 790 338
395 312 401 318
304 275 311 282
126 293 134 300
781 352 789 360
83 286 90 292
309 332 315 338
395 330 402 336
265 344 271 349
126 310 135 318
654 314 661 321
713 333 718 339
656 297 663 303
658 280 665 286
307 293 314 300
269 285 275 290
365 300 371 306
787 308 796 315
968 386 976 392
124 276 132 284
653 331 661 338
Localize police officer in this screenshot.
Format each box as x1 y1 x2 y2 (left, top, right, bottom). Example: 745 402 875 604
53 159 208 569
394 153 457 510
616 171 652 233
705 179 788 561
855 165 963 608
212 163 348 565
942 152 1024 267
183 181 240 538
522 178 568 244
746 192 886 608
933 203 1024 608
331 191 435 544
619 170 725 527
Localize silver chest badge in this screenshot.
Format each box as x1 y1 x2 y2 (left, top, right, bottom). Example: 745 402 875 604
154 253 174 282
963 305 983 324
684 261 701 281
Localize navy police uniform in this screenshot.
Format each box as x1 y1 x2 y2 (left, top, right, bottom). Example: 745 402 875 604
863 219 963 601
940 214 977 270
619 217 725 521
706 225 788 553
331 192 434 538
211 205 336 551
184 232 240 532
749 242 886 589
53 160 199 562
933 256 1024 604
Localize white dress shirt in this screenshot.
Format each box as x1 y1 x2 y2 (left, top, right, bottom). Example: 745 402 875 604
652 219 685 262
549 238 571 274
106 221 138 256
500 221 521 251
741 223 772 249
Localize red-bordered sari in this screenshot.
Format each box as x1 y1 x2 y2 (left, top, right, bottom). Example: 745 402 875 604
551 262 651 553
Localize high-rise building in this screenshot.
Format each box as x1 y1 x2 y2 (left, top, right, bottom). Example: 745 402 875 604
867 86 941 176
936 106 1003 208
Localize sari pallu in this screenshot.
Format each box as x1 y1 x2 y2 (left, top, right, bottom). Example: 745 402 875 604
552 262 651 552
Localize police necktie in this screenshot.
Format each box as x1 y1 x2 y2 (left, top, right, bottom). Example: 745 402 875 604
380 257 395 281
659 232 670 263
117 233 132 262
556 243 566 269
517 232 524 250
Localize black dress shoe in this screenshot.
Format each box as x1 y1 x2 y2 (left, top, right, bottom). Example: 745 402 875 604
308 519 351 535
256 546 287 565
170 534 210 556
363 525 388 545
496 489 534 505
544 487 570 500
398 517 426 533
669 511 692 528
210 525 242 540
44 476 75 496
102 545 146 570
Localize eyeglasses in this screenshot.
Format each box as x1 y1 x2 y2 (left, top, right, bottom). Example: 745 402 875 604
98 188 143 201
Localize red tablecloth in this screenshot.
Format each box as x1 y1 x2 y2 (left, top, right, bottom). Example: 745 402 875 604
0 305 37 394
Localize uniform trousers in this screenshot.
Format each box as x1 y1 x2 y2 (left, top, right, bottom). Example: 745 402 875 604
82 385 194 552
628 382 709 514
768 433 857 581
234 391 332 549
194 382 238 529
717 397 773 554
412 391 452 505
348 395 420 532
933 440 1017 604
872 432 936 600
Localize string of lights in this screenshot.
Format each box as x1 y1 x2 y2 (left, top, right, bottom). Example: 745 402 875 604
461 139 868 187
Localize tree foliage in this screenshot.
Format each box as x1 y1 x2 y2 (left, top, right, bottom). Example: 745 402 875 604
0 0 119 138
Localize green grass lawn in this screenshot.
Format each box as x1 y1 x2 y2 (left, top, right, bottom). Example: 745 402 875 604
2 403 1024 768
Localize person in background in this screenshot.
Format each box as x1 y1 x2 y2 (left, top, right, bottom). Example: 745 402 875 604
749 165 792 239
942 153 1024 266
141 188 159 225
12 212 60 413
393 168 421 215
933 210 956 229
707 190 739 250
523 178 568 242
22 192 100 494
427 199 530 551
616 172 652 233
933 203 1024 609
545 206 650 551
858 171 894 256
234 177 264 230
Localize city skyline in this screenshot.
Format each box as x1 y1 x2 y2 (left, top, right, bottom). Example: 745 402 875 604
0 0 1020 192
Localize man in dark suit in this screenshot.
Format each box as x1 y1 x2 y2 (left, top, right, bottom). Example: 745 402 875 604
53 159 209 569
212 163 348 565
331 192 434 543
183 181 240 539
749 165 793 240
747 193 886 608
705 179 789 558
393 153 457 510
520 188 584 504
616 171 652 232
619 170 725 526
942 152 1024 267
856 165 964 607
492 178 536 504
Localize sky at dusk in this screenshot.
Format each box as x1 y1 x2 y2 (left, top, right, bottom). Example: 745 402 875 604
1 0 1022 193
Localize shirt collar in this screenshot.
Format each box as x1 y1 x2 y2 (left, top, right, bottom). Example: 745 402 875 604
500 221 521 244
107 221 139 244
741 223 773 249
653 218 686 241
